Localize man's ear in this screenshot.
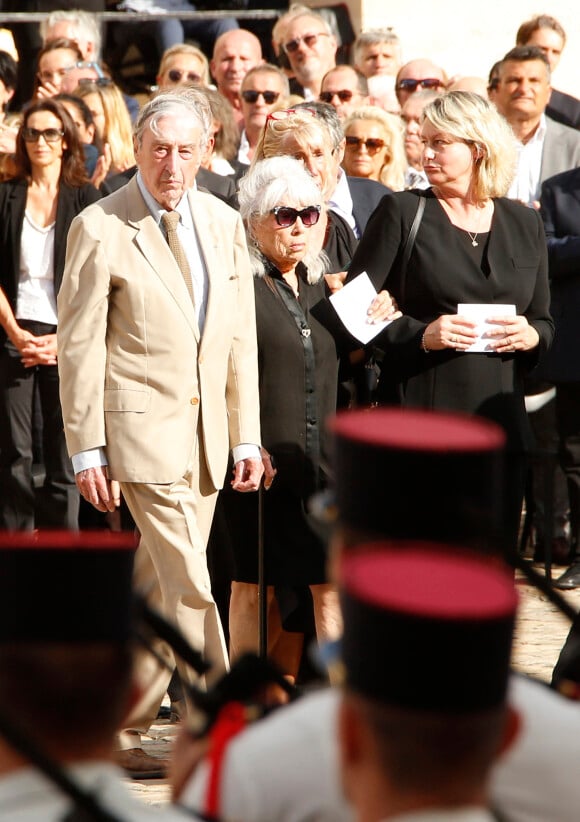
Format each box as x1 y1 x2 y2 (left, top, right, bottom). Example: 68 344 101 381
335 136 346 165
498 704 522 758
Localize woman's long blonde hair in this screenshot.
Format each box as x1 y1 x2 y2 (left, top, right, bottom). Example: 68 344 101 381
343 105 407 190
76 81 135 173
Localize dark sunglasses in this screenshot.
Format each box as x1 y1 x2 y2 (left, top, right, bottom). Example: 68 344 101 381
241 89 280 104
22 127 64 143
345 136 386 153
167 68 202 84
319 89 355 103
283 32 329 54
271 205 321 228
396 78 444 92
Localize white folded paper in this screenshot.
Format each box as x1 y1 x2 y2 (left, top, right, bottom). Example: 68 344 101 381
457 303 516 352
330 272 393 344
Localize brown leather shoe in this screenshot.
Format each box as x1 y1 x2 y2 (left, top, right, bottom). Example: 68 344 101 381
115 747 168 780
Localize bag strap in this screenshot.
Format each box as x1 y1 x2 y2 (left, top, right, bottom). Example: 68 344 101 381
399 195 426 309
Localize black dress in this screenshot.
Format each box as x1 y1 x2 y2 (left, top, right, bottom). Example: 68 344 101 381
348 189 554 453
220 263 343 587
347 189 554 552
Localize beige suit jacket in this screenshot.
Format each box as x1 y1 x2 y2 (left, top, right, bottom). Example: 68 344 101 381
58 177 261 488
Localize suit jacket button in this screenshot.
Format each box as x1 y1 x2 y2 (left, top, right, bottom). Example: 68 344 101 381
190 397 199 405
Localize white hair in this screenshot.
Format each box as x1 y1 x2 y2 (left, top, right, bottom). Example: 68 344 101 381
133 89 212 151
238 156 330 281
41 10 102 59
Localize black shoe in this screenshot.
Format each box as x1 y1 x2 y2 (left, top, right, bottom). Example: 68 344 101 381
533 536 572 566
553 560 580 590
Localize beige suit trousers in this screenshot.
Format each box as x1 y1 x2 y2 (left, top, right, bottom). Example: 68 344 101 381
118 430 228 749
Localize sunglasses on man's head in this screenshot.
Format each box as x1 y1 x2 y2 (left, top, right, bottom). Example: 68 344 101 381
271 205 321 228
319 89 355 103
283 32 329 54
167 69 202 84
241 89 280 104
22 127 64 143
345 136 386 153
396 78 443 92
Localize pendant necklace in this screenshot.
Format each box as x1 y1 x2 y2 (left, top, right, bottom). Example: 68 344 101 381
466 204 485 247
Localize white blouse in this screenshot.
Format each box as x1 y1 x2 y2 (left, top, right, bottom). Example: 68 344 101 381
15 210 57 324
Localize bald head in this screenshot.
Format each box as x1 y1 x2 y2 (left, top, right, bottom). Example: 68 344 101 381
210 29 263 102
395 59 447 104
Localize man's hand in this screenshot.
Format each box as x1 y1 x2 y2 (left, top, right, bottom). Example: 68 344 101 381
231 456 264 492
75 466 120 512
260 447 277 490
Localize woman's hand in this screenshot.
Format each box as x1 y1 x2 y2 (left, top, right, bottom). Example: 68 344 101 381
324 271 347 294
20 333 57 367
91 143 112 189
0 124 17 155
422 315 478 351
260 446 277 490
367 290 401 324
485 315 540 353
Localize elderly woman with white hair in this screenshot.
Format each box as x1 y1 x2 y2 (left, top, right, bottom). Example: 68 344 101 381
223 156 392 678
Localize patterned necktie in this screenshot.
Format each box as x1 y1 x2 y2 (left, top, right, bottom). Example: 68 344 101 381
161 211 194 304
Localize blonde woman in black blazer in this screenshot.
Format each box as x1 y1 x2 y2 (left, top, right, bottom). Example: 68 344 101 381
0 98 100 530
347 92 554 554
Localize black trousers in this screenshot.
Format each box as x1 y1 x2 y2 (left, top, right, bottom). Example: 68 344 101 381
0 323 78 530
555 382 580 554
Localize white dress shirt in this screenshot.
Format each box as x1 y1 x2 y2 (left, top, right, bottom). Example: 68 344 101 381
507 114 546 206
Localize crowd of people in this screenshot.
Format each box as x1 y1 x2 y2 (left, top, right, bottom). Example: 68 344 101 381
0 5 580 821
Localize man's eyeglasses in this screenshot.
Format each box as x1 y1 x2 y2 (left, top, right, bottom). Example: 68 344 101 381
345 136 387 153
319 89 356 104
396 78 444 92
241 89 280 104
167 69 202 84
271 205 321 228
283 32 329 55
22 127 64 143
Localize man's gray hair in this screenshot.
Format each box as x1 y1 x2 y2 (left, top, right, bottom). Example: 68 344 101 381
354 28 401 66
133 89 213 151
294 101 344 149
41 9 102 59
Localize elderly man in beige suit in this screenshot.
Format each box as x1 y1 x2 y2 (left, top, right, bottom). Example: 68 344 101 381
57 89 263 778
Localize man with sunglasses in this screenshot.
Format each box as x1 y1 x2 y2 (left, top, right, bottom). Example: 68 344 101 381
238 64 289 164
319 66 369 122
394 59 447 106
281 10 337 101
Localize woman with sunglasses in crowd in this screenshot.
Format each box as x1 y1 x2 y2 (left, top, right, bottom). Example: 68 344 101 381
342 105 406 191
0 98 100 530
222 156 393 679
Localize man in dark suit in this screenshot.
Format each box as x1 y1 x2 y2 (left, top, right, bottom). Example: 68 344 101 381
539 168 580 588
516 14 580 130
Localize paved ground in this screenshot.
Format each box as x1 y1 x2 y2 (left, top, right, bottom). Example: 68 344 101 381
126 563 580 808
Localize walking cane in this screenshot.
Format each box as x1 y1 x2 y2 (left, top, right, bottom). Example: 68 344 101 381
258 482 268 658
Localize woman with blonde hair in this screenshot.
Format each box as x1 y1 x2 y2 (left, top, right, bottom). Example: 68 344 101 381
346 91 554 554
75 80 134 178
342 105 406 190
252 107 357 272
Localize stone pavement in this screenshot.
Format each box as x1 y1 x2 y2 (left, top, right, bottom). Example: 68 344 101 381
126 565 580 808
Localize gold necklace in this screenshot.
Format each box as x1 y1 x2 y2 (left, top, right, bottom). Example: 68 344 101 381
466 203 486 247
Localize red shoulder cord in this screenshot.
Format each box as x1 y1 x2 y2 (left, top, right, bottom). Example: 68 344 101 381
204 701 248 820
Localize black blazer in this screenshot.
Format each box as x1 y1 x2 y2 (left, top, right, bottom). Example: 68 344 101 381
347 189 554 450
539 167 580 382
547 88 580 131
346 175 390 236
0 178 100 340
